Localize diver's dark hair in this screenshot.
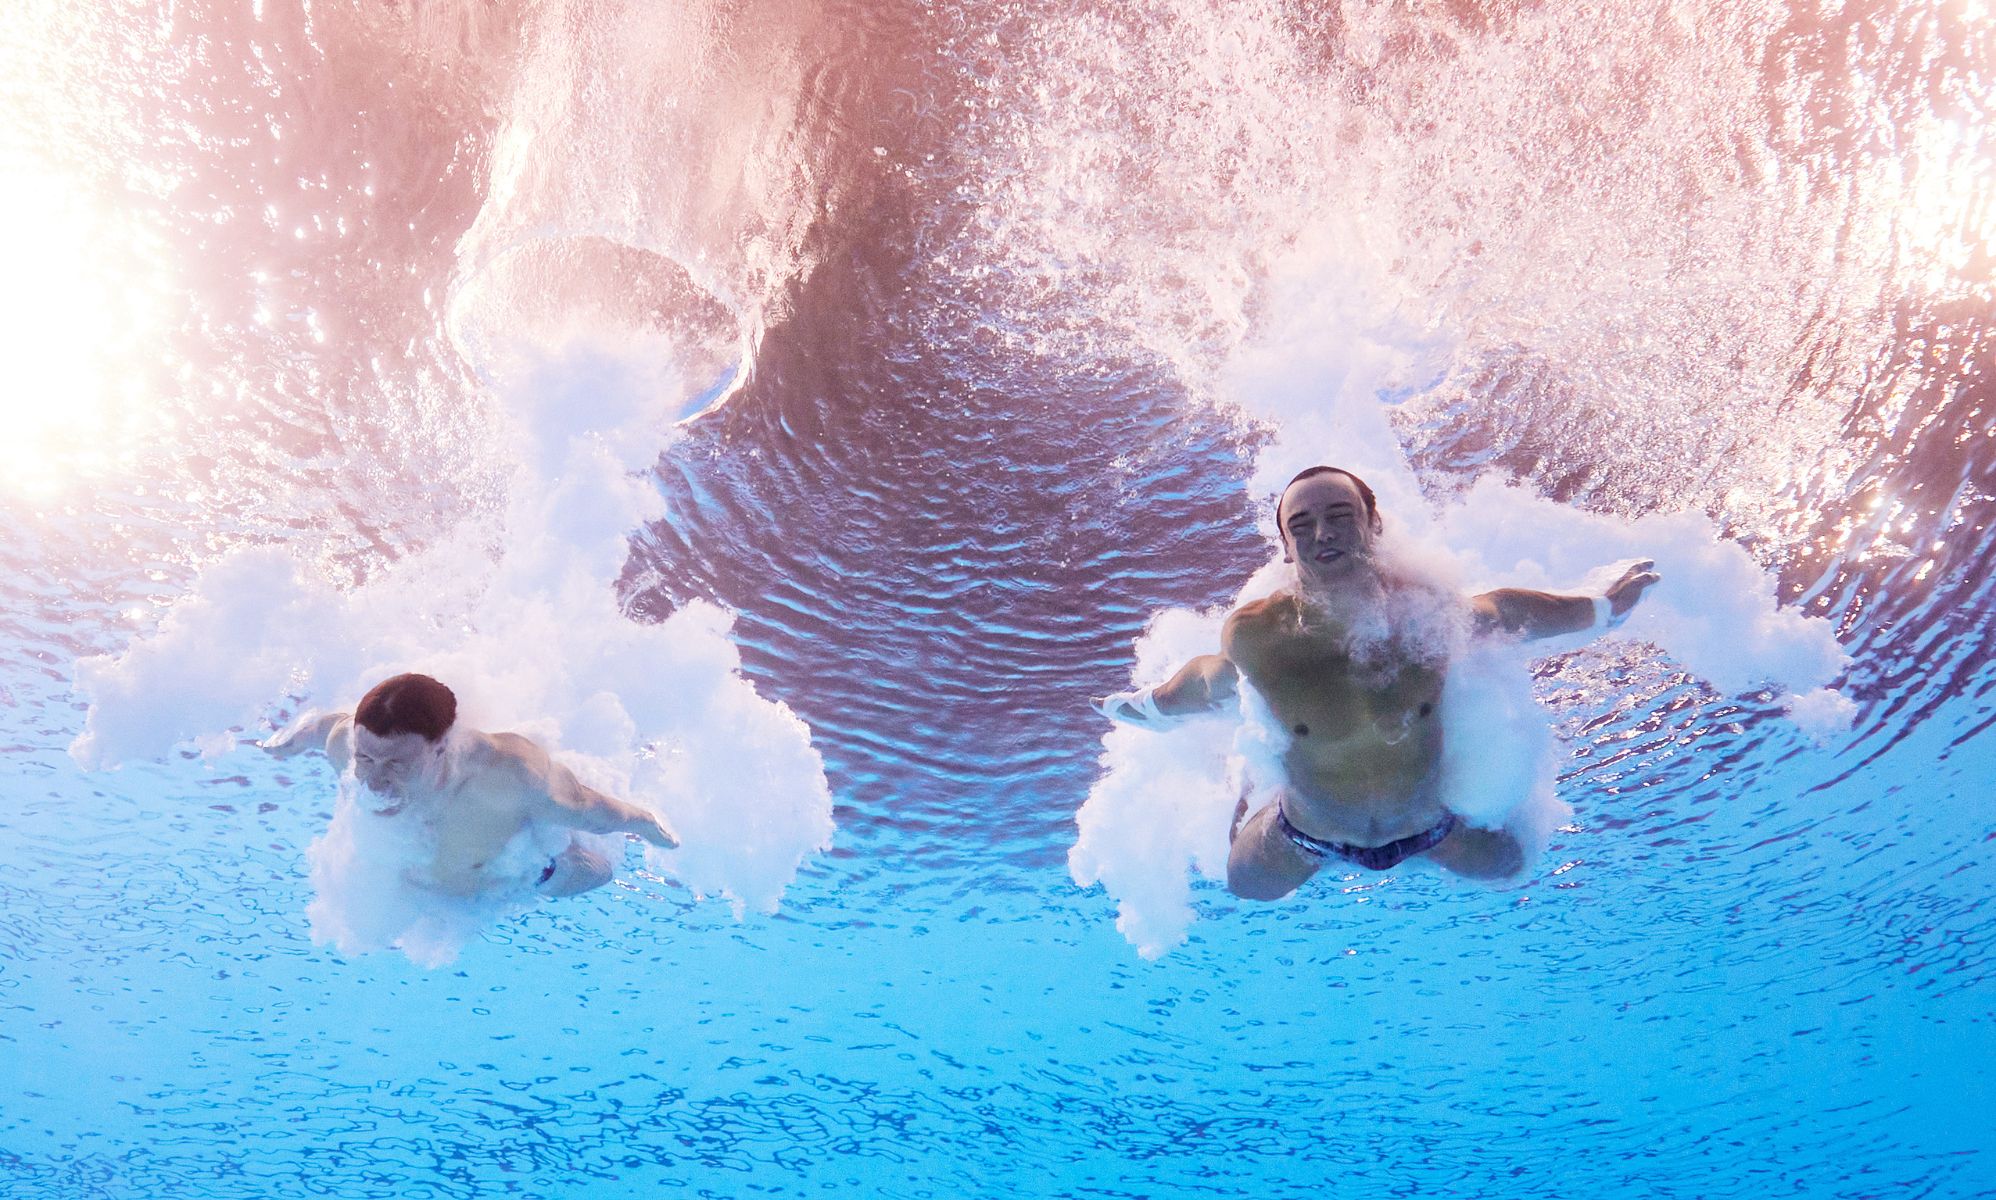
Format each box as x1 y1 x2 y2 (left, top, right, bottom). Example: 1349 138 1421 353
1281 465 1380 522
355 673 457 743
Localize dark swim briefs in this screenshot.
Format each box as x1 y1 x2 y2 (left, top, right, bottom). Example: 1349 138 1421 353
1276 802 1458 870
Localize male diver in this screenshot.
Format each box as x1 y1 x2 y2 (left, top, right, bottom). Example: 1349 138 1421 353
1095 466 1658 899
262 673 678 897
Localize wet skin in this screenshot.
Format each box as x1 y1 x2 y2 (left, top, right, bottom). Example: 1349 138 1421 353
266 712 679 897
1223 589 1449 847
1132 473 1660 898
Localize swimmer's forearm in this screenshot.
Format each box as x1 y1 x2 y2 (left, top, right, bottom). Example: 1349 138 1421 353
606 796 680 847
301 711 350 743
547 784 635 829
1152 655 1239 715
262 710 350 759
1475 589 1595 640
548 778 680 847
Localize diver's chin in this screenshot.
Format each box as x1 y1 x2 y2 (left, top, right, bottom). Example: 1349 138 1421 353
363 782 406 816
1296 554 1380 601
1297 552 1356 583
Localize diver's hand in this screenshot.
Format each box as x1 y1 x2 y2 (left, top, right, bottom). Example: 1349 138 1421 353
1603 559 1661 622
639 814 681 850
1094 686 1189 729
261 709 349 759
259 736 307 759
259 714 317 759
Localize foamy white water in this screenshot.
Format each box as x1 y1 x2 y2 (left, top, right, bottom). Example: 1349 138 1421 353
2 0 1991 1195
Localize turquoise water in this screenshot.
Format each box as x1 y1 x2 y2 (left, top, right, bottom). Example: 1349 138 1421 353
4 1 1995 1196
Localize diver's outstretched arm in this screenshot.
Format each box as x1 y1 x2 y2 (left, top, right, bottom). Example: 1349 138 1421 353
1472 559 1660 641
498 735 680 848
1153 654 1240 713
1095 654 1239 728
555 773 680 849
261 710 352 763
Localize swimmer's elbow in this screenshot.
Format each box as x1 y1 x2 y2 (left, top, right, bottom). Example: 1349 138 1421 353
1156 654 1237 715
1202 657 1240 703
1471 590 1533 638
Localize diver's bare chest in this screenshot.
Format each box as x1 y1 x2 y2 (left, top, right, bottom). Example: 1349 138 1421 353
1241 637 1440 736
420 790 528 869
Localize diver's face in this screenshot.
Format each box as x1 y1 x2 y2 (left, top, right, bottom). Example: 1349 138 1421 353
352 727 439 806
1279 474 1379 584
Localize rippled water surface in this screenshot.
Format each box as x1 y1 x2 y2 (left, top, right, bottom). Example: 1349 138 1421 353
2 1 1993 1196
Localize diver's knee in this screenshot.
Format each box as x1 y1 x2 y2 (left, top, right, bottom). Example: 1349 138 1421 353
1438 836 1525 882
571 848 613 891
541 847 613 897
1454 858 1524 883
1227 867 1301 902
1479 834 1526 880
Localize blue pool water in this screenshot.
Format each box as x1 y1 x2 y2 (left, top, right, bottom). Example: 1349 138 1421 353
3 1 1993 1196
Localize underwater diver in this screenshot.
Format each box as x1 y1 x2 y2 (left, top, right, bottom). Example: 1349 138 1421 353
261 672 678 897
1095 466 1659 900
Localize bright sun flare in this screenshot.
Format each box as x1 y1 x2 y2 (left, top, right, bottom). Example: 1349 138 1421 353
0 142 168 500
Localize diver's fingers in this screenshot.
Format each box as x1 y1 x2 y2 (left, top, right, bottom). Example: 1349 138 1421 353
1611 563 1661 594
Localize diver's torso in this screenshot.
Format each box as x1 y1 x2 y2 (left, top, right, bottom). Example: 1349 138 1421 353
419 800 533 894
1231 591 1449 846
392 735 538 895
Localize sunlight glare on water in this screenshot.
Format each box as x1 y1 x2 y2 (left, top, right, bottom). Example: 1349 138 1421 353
0 12 169 501
0 1 1993 1197
0 152 159 498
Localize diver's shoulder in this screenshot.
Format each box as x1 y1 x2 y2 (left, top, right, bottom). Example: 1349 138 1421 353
457 730 554 797
1380 565 1465 604
1223 592 1298 652
478 729 551 767
1230 590 1300 626
446 729 530 771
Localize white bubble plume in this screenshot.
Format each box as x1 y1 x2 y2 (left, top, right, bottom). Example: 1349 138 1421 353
71 334 833 963
1072 247 1851 961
